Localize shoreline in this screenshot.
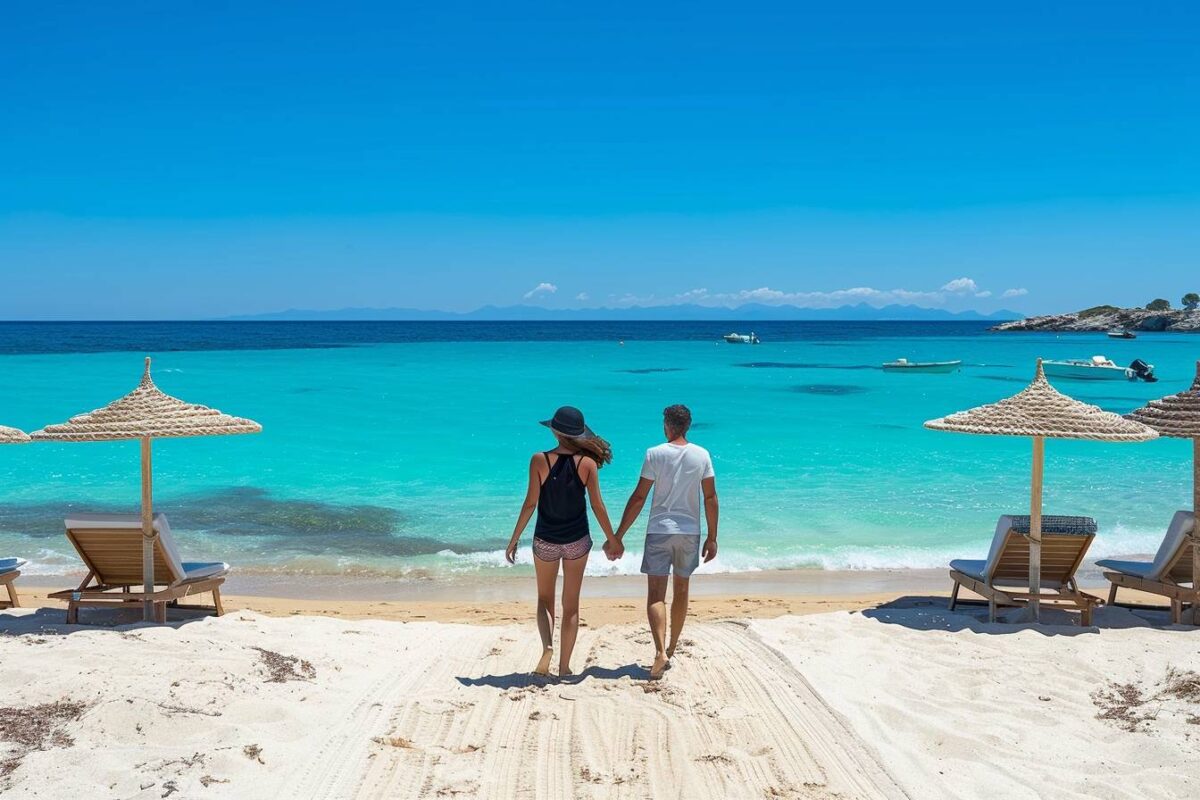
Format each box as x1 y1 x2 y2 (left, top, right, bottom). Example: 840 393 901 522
18 562 1127 603
19 565 954 602
18 567 958 626
16 566 1125 626
15 585 925 626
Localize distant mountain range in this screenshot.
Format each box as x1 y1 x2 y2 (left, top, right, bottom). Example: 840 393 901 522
227 303 1021 322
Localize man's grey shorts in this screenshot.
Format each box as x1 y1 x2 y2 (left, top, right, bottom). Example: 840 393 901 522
641 534 701 577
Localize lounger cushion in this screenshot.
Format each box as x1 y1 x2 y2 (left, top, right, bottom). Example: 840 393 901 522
0 557 27 576
1148 511 1194 580
949 517 1023 583
181 562 229 581
950 559 988 582
1095 559 1157 579
980 516 1016 582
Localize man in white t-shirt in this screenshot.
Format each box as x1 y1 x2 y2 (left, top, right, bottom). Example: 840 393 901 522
611 404 718 678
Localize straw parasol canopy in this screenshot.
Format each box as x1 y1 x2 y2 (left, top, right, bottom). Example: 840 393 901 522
926 359 1158 622
925 361 1158 441
31 359 261 441
1127 361 1200 438
0 425 30 444
31 357 261 621
1127 360 1200 622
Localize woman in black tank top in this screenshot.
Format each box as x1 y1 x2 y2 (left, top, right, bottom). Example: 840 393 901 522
506 406 621 677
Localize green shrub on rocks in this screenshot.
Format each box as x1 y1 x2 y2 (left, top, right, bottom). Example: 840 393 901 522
1079 305 1119 318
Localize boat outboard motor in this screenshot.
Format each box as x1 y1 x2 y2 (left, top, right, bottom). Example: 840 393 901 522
1129 359 1158 382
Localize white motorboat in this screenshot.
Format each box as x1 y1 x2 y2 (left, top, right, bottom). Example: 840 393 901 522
1042 355 1157 382
723 332 760 344
1106 329 1137 340
881 358 962 374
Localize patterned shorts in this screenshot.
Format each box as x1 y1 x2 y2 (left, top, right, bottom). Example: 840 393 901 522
532 536 592 562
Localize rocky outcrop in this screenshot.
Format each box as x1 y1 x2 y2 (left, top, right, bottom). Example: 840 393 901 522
994 307 1200 333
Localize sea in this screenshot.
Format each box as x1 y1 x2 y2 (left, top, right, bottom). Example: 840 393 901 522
0 320 1195 580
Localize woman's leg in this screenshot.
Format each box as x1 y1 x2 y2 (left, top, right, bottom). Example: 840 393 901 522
533 553 560 675
558 549 590 675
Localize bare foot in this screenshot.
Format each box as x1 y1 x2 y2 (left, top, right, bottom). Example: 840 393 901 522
649 652 669 679
558 666 573 680
666 643 677 659
534 647 553 676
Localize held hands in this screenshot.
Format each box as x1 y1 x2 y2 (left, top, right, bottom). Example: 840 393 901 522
702 536 718 563
603 538 625 561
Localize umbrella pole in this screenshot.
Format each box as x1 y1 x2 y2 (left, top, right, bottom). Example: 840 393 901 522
1029 436 1044 623
1192 438 1199 626
141 436 155 623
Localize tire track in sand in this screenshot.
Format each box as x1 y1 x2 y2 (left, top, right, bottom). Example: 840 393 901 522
355 621 908 799
270 624 490 800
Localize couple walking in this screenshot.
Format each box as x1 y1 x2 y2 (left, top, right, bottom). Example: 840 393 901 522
505 404 719 679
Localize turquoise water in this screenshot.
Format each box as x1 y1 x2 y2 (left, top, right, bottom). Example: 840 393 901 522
0 322 1195 578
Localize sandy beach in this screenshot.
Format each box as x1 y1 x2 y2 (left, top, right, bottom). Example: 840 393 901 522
1 578 1197 799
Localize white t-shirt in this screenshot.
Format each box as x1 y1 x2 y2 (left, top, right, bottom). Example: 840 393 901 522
640 442 715 535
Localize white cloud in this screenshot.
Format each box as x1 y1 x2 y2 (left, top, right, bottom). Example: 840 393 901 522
523 282 558 299
940 277 979 294
605 278 1021 310
575 292 589 301
722 286 946 308
609 285 949 309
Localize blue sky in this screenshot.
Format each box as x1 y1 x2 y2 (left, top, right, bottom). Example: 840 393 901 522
2 2 1197 319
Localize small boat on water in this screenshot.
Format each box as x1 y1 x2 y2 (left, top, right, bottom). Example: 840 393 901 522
723 332 760 344
882 358 962 374
1106 329 1137 340
1042 355 1157 382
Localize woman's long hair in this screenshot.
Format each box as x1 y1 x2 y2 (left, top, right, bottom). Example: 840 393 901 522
557 432 613 468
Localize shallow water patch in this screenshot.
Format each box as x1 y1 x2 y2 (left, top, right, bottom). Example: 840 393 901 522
735 362 878 371
0 487 462 557
789 384 870 396
616 368 688 374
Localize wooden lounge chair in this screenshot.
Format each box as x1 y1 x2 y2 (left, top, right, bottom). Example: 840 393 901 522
1098 510 1196 625
948 515 1101 624
50 513 228 624
0 558 27 609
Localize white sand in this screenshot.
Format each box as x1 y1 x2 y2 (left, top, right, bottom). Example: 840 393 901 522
754 601 1200 800
1 601 1197 798
0 607 903 799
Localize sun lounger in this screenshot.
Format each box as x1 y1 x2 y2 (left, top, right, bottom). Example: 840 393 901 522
0 557 28 609
948 515 1101 624
50 513 228 624
1097 510 1196 625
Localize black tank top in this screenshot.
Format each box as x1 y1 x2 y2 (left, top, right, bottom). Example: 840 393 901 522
533 452 590 544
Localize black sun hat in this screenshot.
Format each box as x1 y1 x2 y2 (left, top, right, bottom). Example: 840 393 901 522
540 406 594 438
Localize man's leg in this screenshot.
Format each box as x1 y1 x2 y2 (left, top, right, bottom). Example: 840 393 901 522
667 575 690 659
666 534 700 660
646 575 670 678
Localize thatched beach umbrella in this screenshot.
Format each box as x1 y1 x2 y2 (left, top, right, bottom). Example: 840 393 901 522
925 359 1157 621
1127 360 1200 622
31 358 260 621
0 425 30 444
